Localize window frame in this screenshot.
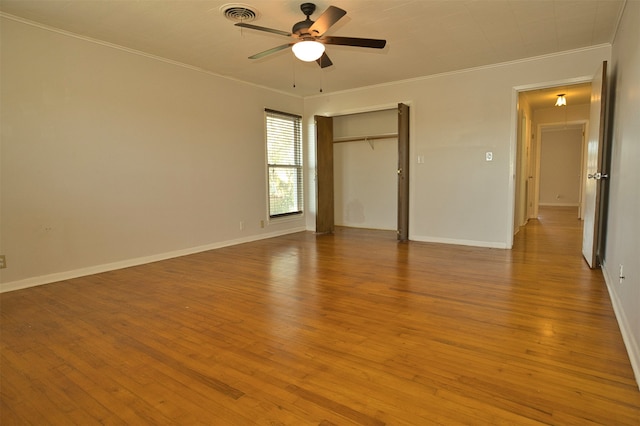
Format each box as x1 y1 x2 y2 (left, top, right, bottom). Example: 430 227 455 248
265 109 304 220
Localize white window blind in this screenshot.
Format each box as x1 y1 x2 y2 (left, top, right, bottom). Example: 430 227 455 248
266 109 303 218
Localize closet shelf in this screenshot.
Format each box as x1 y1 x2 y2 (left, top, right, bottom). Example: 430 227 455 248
333 133 398 144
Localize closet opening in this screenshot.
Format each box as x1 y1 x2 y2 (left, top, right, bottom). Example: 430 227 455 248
315 103 410 240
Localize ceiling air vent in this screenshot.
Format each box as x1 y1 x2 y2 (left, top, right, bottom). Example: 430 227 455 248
221 4 258 23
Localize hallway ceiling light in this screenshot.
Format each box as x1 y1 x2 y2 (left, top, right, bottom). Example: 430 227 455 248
555 94 567 106
292 40 325 62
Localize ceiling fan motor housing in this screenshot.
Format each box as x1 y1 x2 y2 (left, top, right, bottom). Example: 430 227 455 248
293 3 317 36
300 3 317 16
293 18 314 36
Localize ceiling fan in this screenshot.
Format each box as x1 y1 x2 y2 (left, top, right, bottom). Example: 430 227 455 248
235 2 386 68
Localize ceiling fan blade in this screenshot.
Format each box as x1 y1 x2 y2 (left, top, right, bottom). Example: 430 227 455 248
235 22 291 37
322 36 386 49
249 43 293 60
309 6 346 36
316 52 333 68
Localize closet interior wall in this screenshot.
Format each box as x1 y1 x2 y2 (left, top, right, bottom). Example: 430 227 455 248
332 109 397 230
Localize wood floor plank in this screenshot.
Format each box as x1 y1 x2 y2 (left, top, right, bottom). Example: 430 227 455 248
1 206 639 424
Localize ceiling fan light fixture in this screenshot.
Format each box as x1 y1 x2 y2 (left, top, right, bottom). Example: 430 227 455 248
292 40 325 61
555 94 567 106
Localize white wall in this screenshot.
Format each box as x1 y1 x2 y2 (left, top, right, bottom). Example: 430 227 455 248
0 18 304 291
538 128 583 206
333 110 397 230
603 0 640 388
305 46 611 249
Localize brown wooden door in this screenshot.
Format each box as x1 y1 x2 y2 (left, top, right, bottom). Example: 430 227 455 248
315 115 334 234
582 61 608 268
397 103 410 241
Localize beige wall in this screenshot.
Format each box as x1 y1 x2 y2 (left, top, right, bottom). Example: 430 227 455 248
0 18 304 290
305 46 611 249
538 128 583 206
603 0 640 387
333 109 397 230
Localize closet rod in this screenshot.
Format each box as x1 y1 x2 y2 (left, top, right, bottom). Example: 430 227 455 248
333 133 398 144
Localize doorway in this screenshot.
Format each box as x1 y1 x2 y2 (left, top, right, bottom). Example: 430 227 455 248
514 82 592 234
315 103 410 240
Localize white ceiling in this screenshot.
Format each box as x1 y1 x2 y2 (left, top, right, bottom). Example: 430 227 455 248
0 0 625 100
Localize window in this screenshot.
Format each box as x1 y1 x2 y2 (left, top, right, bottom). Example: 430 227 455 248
266 109 303 218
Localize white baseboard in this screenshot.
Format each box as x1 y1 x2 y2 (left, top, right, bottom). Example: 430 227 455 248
601 261 640 390
409 235 508 249
0 227 306 293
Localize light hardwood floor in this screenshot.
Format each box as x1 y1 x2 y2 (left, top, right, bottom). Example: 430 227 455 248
1 207 639 425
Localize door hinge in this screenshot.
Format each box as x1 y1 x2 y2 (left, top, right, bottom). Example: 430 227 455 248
587 172 609 180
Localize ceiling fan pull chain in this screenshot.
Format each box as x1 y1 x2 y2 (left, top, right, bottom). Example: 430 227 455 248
292 56 297 88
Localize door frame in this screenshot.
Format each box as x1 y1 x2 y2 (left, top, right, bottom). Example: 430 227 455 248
397 103 410 241
509 77 592 248
315 102 413 238
531 121 589 218
315 115 334 234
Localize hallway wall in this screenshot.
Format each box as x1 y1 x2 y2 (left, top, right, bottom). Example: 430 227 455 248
539 127 583 206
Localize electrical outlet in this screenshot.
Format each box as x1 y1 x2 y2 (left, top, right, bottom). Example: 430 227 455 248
260 220 265 228
239 221 244 231
485 151 493 161
619 264 625 284
0 255 6 269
